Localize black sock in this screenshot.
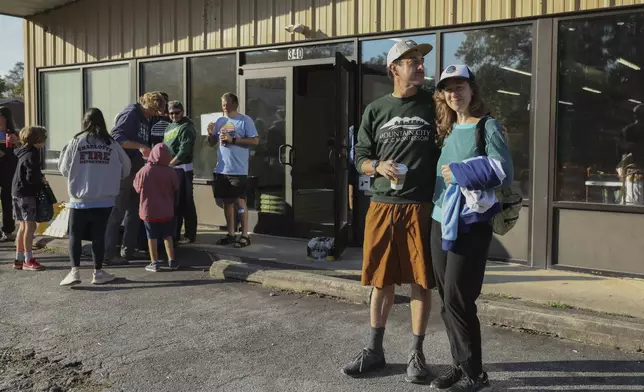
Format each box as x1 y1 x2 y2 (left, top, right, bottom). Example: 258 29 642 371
368 327 385 353
410 334 425 353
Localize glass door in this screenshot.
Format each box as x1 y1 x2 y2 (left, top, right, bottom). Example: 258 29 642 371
240 68 294 236
333 52 357 258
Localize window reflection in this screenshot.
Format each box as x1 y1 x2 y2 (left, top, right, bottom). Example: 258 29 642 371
189 55 236 179
41 70 82 170
246 78 287 214
556 13 644 206
140 60 184 103
361 34 436 109
443 26 533 198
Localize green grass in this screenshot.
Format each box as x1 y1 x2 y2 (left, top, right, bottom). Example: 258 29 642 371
483 292 521 300
548 301 574 309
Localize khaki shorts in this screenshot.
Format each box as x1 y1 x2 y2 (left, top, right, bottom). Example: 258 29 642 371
361 202 433 289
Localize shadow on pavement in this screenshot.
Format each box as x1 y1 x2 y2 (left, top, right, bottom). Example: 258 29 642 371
483 274 602 284
70 278 230 291
485 360 644 390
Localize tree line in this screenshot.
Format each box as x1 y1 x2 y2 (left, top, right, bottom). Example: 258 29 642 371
0 62 24 98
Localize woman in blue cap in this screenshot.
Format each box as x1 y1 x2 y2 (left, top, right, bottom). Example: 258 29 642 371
430 65 514 392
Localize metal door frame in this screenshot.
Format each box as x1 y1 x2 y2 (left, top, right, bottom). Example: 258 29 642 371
239 67 295 231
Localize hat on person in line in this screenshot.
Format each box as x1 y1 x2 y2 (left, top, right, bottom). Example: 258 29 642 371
168 101 184 112
386 39 433 73
437 64 476 90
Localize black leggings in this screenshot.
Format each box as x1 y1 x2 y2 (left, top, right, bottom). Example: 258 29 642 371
0 157 16 235
68 207 113 269
430 219 492 378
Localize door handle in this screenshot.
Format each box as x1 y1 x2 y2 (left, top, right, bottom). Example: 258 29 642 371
278 144 286 165
288 146 295 166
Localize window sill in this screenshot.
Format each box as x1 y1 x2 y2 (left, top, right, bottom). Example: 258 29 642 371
553 201 644 214
193 178 213 185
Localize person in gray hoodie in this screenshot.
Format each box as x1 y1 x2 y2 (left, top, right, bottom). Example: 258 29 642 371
58 108 131 286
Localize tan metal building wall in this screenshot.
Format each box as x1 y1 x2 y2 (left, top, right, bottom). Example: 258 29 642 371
23 0 644 123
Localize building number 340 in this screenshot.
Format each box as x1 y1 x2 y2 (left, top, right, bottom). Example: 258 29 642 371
287 47 304 60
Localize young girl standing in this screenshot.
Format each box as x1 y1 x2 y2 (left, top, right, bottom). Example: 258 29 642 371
134 143 179 272
58 108 131 286
12 126 48 271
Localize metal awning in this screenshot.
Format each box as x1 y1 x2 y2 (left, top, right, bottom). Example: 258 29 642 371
0 0 77 17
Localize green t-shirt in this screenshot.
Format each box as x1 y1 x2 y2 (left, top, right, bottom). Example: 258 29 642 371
163 117 197 165
354 90 440 204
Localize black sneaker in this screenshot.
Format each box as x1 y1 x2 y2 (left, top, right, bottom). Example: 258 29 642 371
341 348 386 377
405 350 432 384
430 365 463 389
445 372 490 392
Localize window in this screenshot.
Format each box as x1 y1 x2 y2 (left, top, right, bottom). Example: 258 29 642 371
140 59 184 102
41 69 82 170
556 13 644 206
443 26 533 198
361 34 437 108
188 54 236 179
85 64 131 131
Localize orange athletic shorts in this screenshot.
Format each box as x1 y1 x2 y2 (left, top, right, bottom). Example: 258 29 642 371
361 202 433 289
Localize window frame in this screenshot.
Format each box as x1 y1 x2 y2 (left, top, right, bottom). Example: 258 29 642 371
357 21 536 207
186 53 238 180
550 7 644 215
37 60 136 174
83 63 133 131
136 51 239 182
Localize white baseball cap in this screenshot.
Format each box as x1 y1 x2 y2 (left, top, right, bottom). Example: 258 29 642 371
386 39 433 68
437 64 476 90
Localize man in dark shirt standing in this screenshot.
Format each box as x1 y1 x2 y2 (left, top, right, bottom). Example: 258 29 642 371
105 92 166 263
342 40 440 384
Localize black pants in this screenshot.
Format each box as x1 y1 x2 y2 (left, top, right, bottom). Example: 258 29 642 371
0 156 16 235
430 219 492 378
69 207 112 269
0 180 14 235
175 169 197 241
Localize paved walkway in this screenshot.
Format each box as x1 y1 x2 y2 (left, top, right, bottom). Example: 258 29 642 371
2 245 643 391
26 224 644 352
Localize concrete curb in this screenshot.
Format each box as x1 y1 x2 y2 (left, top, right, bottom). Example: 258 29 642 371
36 237 72 253
209 258 372 305
36 237 95 256
208 256 644 353
37 236 644 352
478 299 644 352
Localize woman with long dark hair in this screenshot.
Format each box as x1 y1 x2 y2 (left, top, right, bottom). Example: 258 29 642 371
429 65 514 392
58 108 131 286
0 106 20 242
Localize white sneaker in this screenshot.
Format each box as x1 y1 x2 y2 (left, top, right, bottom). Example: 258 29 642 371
92 270 116 285
60 269 81 286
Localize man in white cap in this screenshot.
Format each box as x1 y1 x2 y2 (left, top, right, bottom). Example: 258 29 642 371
342 39 440 384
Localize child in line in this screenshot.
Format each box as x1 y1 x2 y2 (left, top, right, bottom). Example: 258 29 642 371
134 143 179 272
11 126 48 271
